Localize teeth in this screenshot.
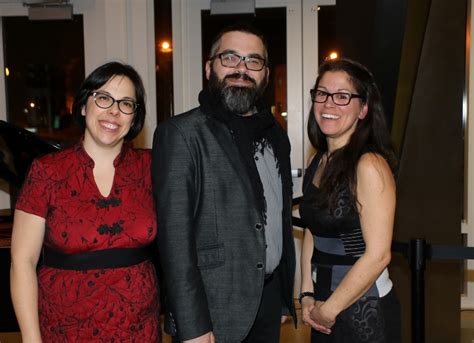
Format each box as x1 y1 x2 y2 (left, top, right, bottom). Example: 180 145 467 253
102 122 118 129
321 113 340 119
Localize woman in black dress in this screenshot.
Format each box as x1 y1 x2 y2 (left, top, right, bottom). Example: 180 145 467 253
299 58 401 342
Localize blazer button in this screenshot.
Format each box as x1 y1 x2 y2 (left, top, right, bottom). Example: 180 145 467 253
255 223 263 230
256 262 264 269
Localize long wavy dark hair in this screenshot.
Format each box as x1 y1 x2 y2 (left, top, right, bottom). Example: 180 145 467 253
307 58 397 213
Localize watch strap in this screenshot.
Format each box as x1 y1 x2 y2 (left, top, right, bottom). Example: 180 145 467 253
298 291 315 304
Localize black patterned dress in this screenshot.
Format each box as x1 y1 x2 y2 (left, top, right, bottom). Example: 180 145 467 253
16 141 159 342
299 151 400 343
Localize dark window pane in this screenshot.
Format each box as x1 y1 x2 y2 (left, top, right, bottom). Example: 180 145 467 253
3 16 85 145
318 5 336 64
154 0 174 124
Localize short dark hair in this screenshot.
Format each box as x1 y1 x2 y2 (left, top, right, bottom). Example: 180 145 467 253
209 23 269 62
72 61 146 141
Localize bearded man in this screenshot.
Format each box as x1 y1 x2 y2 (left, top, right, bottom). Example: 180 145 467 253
152 23 296 343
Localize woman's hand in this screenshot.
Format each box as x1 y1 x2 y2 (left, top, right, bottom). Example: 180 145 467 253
308 301 334 334
301 296 315 326
301 297 332 334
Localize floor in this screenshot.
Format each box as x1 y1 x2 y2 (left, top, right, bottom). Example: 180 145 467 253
462 310 474 343
4 307 474 343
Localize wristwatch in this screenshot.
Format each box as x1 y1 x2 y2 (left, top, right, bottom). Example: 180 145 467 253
298 291 315 304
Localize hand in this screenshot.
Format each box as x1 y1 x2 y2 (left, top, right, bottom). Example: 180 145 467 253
183 331 215 343
309 301 335 334
301 297 330 334
281 315 289 324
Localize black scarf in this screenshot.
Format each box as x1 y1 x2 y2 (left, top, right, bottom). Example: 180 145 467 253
198 87 291 224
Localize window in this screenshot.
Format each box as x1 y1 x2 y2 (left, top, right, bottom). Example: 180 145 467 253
3 16 85 145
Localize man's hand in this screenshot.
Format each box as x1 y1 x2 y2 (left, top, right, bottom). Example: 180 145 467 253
183 331 215 343
309 301 334 334
301 298 332 334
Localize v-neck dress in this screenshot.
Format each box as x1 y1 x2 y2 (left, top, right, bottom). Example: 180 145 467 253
16 141 159 342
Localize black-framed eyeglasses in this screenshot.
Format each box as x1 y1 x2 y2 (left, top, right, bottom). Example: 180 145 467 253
310 89 365 106
91 91 138 115
211 52 266 71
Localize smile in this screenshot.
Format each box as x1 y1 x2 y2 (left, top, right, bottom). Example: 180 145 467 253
100 121 119 130
321 113 340 119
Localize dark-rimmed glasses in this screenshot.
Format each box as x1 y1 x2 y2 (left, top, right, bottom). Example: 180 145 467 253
211 52 266 71
310 89 365 106
91 91 138 115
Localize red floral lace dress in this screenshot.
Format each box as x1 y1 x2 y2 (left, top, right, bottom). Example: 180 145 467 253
16 142 160 342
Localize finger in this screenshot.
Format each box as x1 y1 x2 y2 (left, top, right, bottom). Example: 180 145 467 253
315 324 331 335
315 327 331 335
306 318 330 332
304 317 320 330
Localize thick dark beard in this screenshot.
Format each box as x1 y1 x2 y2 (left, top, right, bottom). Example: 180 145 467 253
208 69 268 115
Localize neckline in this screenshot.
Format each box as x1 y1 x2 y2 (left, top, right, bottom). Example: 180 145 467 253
75 137 132 168
309 150 326 189
74 139 130 199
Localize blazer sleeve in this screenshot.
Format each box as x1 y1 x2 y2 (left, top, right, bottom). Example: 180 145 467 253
152 121 213 340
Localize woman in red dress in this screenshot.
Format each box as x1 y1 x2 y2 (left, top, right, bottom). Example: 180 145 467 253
10 62 160 342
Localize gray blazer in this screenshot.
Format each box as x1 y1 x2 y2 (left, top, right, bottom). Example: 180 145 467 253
152 107 296 342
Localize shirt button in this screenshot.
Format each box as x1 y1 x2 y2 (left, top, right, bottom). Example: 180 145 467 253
256 262 264 269
255 223 263 230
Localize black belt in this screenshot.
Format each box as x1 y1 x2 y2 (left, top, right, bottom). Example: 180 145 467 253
42 245 152 271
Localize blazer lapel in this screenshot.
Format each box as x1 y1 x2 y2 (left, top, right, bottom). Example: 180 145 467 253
207 118 256 201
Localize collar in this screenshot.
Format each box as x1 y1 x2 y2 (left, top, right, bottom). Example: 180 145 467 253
74 136 132 168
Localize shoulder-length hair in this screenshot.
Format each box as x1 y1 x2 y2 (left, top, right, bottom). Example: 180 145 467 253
307 58 397 212
72 61 146 141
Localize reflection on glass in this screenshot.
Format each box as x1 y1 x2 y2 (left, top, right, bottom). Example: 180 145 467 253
154 0 174 124
3 16 85 145
318 5 337 64
201 8 287 130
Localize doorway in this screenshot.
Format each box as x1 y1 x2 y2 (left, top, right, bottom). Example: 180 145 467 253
171 0 336 299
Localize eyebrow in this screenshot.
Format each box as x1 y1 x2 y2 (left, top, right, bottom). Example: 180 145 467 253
219 49 265 59
94 90 136 101
316 86 353 93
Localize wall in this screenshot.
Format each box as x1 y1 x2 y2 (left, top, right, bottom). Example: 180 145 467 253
462 0 474 310
391 1 466 341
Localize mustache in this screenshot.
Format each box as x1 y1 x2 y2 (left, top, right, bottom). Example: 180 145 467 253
224 72 257 85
